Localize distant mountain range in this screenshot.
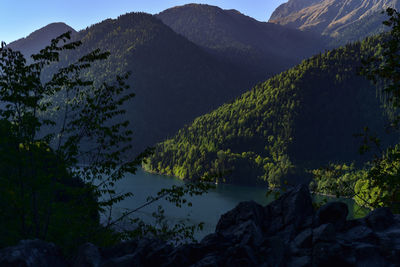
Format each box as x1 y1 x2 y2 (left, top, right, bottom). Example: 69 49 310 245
157 4 326 77
8 12 258 154
269 0 400 45
5 2 398 172
6 4 331 154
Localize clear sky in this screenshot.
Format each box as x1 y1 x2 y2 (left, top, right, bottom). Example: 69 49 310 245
0 0 287 44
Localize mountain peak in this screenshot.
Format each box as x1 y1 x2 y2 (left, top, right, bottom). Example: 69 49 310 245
157 3 326 76
9 22 76 56
269 0 400 37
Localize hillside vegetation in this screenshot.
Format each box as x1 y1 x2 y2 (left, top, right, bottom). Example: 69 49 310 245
39 13 256 154
144 35 397 187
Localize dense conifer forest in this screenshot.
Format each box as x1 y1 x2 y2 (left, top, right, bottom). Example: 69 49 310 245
143 35 396 189
1 1 400 259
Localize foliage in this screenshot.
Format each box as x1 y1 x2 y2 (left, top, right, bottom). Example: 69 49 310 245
311 8 400 213
0 32 140 252
49 12 255 155
0 31 212 253
354 8 400 213
309 163 368 198
144 35 394 188
0 120 100 249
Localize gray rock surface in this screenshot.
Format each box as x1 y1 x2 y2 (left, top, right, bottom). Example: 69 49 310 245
2 185 400 266
0 239 67 267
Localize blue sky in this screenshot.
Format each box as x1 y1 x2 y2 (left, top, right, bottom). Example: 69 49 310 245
0 0 287 44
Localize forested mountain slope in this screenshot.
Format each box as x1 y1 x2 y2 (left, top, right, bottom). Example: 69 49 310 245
47 12 255 154
143 35 397 187
157 4 327 77
8 23 77 56
269 0 399 45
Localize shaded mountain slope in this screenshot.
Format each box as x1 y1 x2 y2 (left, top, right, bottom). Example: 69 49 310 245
8 23 77 56
143 35 396 187
50 12 256 154
157 4 327 77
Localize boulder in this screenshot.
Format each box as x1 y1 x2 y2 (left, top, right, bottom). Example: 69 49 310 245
216 201 264 233
312 223 335 244
265 185 314 234
0 239 67 267
366 207 395 232
2 185 400 266
73 243 102 267
293 228 312 248
315 201 348 229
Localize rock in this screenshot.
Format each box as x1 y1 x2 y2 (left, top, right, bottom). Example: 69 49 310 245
293 228 312 248
394 214 400 224
232 220 264 247
340 225 378 244
366 207 395 232
355 244 385 267
101 253 141 267
73 243 102 267
100 240 139 259
287 256 311 267
265 185 314 234
216 201 264 234
313 223 335 244
2 186 400 266
190 253 220 267
376 228 400 260
224 245 258 266
262 236 287 266
343 218 366 231
200 233 232 251
315 202 348 229
312 242 349 267
102 238 172 267
0 239 67 267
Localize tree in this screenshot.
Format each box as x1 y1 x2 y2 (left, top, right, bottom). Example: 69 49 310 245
0 31 141 250
357 8 400 212
0 32 211 253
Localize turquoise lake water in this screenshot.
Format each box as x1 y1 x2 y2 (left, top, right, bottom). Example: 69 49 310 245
108 168 369 240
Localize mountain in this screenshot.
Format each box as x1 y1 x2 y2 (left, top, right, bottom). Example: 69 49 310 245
143 35 397 187
157 4 327 78
8 23 77 57
40 13 255 154
269 0 400 45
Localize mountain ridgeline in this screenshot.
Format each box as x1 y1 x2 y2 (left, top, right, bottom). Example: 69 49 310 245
143 35 397 187
269 0 400 46
12 13 259 154
7 6 331 156
157 4 327 78
6 3 397 185
8 23 77 57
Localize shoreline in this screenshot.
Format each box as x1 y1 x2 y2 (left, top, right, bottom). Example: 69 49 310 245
141 167 354 200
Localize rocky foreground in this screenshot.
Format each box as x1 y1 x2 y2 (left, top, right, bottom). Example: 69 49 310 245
1 185 399 266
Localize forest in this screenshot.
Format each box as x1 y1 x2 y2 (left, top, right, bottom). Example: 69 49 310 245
143 32 399 212
1 1 400 261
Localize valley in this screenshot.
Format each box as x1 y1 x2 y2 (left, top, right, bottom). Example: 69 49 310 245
1 1 400 261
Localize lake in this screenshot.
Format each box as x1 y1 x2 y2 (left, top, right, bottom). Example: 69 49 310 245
107 168 369 241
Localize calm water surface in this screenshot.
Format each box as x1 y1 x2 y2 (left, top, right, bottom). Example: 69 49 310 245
109 168 368 240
